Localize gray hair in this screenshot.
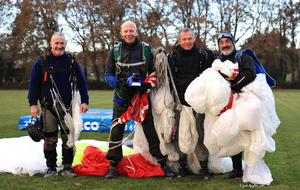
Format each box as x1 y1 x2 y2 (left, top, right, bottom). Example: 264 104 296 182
121 21 137 31
51 32 66 42
178 28 195 41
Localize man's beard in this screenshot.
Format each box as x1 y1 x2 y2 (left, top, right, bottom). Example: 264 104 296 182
221 46 234 56
54 48 65 56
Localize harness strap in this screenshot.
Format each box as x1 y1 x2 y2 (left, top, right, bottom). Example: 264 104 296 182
113 41 151 104
167 59 182 111
116 61 146 67
68 54 78 91
40 54 49 106
199 48 208 72
39 53 77 106
235 51 242 63
113 97 126 106
52 67 70 72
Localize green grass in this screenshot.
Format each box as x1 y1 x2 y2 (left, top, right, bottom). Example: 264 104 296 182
0 90 299 190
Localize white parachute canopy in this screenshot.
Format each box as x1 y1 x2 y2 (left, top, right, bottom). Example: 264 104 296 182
185 59 280 185
49 75 83 148
67 89 83 148
149 47 178 161
147 47 233 175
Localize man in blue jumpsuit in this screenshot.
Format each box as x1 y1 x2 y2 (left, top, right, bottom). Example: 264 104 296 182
28 32 89 178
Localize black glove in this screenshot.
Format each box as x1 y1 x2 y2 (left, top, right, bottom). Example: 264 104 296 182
218 71 229 79
231 85 242 93
139 83 152 94
116 82 132 95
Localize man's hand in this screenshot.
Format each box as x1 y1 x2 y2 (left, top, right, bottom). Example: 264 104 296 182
139 83 152 94
80 103 89 113
117 82 132 95
31 105 40 119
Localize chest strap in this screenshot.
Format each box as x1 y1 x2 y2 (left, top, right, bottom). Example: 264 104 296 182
116 61 145 67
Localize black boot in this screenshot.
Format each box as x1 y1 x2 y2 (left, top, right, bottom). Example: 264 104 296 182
158 159 176 178
226 152 243 179
200 160 210 180
225 169 243 179
177 164 190 178
162 165 176 178
105 166 117 179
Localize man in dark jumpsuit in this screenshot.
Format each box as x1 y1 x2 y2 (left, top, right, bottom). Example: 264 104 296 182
217 31 256 179
104 21 176 179
168 28 214 179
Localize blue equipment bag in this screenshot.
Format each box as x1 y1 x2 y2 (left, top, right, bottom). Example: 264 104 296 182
236 49 276 87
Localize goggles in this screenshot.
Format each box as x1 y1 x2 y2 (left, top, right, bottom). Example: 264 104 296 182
218 32 233 40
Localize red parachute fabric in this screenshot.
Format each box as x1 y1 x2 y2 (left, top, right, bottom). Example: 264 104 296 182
73 146 110 176
117 154 164 178
73 146 164 178
119 72 157 124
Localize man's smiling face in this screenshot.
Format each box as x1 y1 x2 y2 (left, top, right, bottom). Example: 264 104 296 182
219 38 234 56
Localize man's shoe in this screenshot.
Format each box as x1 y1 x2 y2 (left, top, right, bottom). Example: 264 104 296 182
162 165 176 178
62 166 77 177
105 166 117 179
177 166 190 178
200 168 211 180
44 167 58 178
225 169 243 179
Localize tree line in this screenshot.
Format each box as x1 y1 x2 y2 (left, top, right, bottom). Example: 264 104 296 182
0 0 299 89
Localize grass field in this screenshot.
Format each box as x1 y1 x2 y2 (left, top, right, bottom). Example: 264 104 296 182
0 90 299 190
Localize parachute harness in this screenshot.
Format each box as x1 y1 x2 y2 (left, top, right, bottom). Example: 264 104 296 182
48 71 76 151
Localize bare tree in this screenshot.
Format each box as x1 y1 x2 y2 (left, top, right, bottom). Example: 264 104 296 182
278 0 300 82
8 0 63 83
240 30 286 82
62 0 130 82
136 0 173 50
213 0 260 46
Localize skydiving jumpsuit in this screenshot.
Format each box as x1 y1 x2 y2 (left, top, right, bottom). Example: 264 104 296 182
104 39 166 166
168 44 214 168
28 52 89 169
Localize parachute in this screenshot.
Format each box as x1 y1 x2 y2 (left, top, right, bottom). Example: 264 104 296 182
185 58 280 185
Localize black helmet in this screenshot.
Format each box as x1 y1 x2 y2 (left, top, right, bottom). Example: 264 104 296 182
218 31 236 47
27 118 44 142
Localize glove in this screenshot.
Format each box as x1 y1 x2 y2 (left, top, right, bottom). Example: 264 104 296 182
139 83 152 94
231 85 242 93
116 82 132 95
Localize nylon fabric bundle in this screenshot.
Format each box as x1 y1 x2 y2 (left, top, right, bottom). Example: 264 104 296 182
133 123 159 165
118 72 157 124
64 113 75 148
48 75 82 148
149 47 178 161
150 48 233 174
243 159 273 185
72 90 83 143
185 59 280 185
178 105 198 154
185 61 232 115
67 89 83 148
117 154 165 178
73 145 164 178
73 146 110 176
